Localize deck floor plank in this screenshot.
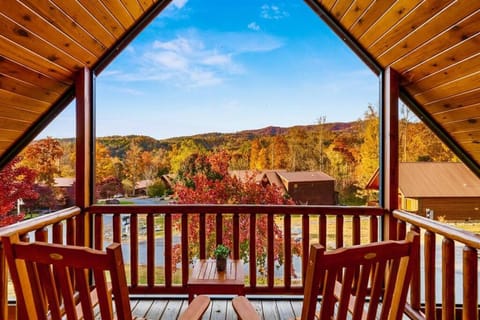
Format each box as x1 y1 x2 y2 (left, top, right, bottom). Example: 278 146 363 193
145 299 169 319
276 300 296 319
161 300 184 320
125 298 411 319
291 300 303 318
261 300 281 320
209 299 229 320
132 299 155 318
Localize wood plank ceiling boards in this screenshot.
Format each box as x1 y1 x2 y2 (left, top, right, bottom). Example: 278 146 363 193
308 0 480 176
0 0 169 167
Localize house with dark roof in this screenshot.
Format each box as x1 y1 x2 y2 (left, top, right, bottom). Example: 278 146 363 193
366 163 480 221
231 170 337 205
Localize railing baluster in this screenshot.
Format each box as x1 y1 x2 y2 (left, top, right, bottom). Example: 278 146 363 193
249 213 256 289
302 213 309 284
267 213 274 289
164 213 172 288
67 218 76 245
319 214 326 247
370 215 378 243
397 220 406 240
52 222 63 245
181 213 188 287
233 213 240 260
35 227 47 242
409 225 421 312
463 246 478 320
424 231 436 320
442 238 455 320
199 212 206 259
216 212 222 245
352 215 360 245
336 215 344 249
130 214 138 288
112 214 121 243
94 214 103 250
284 213 291 289
147 214 155 287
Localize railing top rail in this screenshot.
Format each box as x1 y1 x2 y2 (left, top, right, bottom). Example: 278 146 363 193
394 209 480 249
0 206 81 237
88 204 386 216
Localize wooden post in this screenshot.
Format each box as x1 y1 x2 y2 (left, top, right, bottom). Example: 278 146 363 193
75 67 94 247
381 67 400 240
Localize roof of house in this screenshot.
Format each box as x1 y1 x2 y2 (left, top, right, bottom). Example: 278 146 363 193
367 162 480 198
135 180 153 190
54 177 75 188
0 1 479 177
277 171 335 183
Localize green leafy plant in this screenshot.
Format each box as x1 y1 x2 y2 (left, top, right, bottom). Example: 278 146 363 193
213 244 230 259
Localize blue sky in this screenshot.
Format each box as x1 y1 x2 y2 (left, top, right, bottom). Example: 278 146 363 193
41 0 378 140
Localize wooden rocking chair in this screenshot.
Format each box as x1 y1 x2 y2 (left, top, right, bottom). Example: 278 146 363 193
233 231 419 320
2 233 210 320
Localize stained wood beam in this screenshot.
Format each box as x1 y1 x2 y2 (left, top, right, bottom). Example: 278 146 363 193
381 67 399 240
75 67 94 246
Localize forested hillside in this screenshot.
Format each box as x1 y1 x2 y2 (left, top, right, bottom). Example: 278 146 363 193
45 108 456 205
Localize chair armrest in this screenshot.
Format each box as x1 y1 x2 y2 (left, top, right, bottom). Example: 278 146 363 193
178 295 211 320
232 296 261 320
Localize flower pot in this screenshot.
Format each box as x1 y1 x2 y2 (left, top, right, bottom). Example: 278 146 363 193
216 257 227 272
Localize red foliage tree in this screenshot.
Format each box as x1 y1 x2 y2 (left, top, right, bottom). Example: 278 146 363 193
172 151 300 275
0 158 38 227
95 176 124 199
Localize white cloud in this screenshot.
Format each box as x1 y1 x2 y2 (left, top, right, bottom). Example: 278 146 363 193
172 0 188 9
105 30 284 88
248 22 260 31
261 4 289 20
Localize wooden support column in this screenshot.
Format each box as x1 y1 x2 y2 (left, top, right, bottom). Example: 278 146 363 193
75 67 95 247
380 67 399 240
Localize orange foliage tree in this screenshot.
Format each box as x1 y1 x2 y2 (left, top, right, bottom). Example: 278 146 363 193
172 151 301 275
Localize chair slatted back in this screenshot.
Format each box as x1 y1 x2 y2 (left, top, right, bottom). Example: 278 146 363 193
301 231 419 320
2 233 133 320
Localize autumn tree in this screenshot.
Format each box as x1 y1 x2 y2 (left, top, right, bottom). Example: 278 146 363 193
96 142 116 183
59 139 75 177
271 135 290 169
357 105 379 188
123 140 143 196
0 158 38 226
287 127 317 171
96 176 124 199
169 139 206 174
22 137 63 187
172 151 299 276
230 142 250 170
23 184 57 213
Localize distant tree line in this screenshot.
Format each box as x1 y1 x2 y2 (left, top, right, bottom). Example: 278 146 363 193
0 105 457 225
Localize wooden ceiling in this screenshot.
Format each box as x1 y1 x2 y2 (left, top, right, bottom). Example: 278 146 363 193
0 0 479 176
0 0 168 167
308 0 480 175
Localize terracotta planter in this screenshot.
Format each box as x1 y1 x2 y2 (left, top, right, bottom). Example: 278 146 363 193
216 257 227 272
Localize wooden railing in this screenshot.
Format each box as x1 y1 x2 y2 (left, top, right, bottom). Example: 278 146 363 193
87 204 384 295
7 205 479 319
394 209 480 320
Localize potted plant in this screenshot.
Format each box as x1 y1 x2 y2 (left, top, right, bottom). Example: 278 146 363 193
213 244 230 272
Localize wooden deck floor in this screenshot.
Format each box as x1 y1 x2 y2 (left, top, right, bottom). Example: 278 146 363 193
130 297 304 320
